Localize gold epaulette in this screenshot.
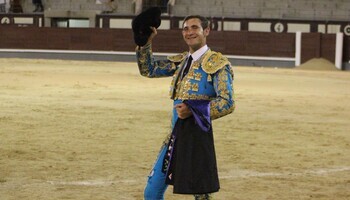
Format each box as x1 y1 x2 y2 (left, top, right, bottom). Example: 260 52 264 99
201 51 230 74
167 52 188 63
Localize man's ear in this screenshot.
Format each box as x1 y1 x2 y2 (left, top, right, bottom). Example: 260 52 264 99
204 27 210 37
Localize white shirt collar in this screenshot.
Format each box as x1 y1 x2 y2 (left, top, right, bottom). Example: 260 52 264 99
188 45 209 61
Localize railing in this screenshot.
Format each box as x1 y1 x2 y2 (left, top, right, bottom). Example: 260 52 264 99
1 13 349 35
0 13 349 69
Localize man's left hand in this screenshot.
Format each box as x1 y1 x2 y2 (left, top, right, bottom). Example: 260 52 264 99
174 103 193 119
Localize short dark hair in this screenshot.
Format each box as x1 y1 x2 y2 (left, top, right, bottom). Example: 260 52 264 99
182 15 210 29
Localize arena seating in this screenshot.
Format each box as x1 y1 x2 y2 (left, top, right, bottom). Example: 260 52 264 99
16 0 349 21
170 0 350 21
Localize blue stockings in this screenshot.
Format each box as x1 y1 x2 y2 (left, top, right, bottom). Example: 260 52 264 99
144 145 168 200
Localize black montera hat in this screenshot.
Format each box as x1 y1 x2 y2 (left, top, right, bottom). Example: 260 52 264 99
132 7 162 46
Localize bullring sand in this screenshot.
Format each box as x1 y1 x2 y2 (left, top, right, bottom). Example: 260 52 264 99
0 58 349 200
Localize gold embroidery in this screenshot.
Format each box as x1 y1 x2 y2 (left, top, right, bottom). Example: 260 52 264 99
175 92 213 100
168 49 234 121
209 66 235 120
167 52 187 62
194 72 202 81
183 81 192 92
192 62 200 69
202 51 231 74
187 71 195 79
207 75 212 82
211 104 235 120
194 193 213 200
191 83 199 92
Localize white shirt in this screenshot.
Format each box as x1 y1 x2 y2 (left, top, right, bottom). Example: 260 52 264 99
189 45 209 62
181 45 209 79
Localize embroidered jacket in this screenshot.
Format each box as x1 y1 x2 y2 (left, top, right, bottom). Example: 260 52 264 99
136 44 235 121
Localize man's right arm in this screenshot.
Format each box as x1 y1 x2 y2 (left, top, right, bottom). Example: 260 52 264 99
135 26 177 78
136 43 177 78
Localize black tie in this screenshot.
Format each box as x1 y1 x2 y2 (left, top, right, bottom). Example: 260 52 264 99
182 55 193 79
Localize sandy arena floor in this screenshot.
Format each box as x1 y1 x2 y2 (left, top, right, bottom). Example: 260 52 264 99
0 58 349 200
